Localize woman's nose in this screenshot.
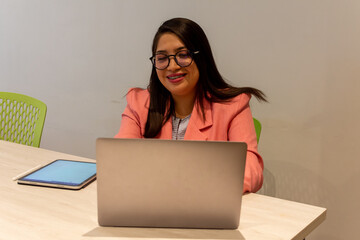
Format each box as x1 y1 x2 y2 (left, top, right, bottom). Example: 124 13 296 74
167 56 181 71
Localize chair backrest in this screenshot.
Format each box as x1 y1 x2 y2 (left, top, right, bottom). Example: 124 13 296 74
253 117 262 143
0 92 47 147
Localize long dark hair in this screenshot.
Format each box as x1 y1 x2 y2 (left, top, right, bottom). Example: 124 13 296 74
144 18 266 138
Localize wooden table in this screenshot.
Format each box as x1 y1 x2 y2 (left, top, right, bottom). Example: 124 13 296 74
0 140 326 239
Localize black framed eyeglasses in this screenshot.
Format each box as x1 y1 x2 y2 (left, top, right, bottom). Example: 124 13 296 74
149 50 199 70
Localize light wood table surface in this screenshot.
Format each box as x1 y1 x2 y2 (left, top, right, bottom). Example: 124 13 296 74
0 140 326 240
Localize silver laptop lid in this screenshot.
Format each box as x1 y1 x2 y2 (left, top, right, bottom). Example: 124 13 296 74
96 138 247 229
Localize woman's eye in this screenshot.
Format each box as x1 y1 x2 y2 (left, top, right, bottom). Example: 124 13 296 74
156 56 168 62
178 53 190 59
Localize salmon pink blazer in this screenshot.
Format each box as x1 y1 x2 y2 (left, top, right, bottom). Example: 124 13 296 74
115 88 264 193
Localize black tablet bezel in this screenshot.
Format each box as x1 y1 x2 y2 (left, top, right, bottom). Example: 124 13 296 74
17 159 96 190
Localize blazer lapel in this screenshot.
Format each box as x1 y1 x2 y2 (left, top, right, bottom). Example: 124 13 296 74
158 119 172 139
184 98 212 140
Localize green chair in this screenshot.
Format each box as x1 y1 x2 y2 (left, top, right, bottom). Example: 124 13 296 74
0 92 47 147
253 117 262 143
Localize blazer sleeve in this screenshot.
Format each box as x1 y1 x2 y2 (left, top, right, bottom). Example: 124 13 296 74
228 94 264 193
114 88 148 139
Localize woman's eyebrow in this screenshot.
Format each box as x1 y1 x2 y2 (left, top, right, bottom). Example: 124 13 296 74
155 46 187 54
176 46 186 51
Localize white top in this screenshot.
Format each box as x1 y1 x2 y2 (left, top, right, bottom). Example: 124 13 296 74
172 114 191 140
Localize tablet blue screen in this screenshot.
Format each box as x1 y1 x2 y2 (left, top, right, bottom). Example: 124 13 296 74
20 160 97 186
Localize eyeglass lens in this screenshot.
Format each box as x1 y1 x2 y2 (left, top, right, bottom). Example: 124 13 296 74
153 50 193 70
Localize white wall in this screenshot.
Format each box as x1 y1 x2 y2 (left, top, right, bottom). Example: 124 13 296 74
1 1 360 239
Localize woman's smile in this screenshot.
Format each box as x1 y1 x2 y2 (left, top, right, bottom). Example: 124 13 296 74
167 73 187 83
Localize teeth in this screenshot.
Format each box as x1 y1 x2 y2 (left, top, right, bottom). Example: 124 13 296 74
168 75 184 80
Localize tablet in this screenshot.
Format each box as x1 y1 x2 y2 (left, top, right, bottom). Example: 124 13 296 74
17 159 97 190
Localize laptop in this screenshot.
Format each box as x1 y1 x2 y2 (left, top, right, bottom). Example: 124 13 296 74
96 138 247 229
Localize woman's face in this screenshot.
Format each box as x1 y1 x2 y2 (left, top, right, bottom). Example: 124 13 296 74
155 33 199 101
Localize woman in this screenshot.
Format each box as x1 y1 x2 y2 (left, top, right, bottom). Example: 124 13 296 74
115 18 267 193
